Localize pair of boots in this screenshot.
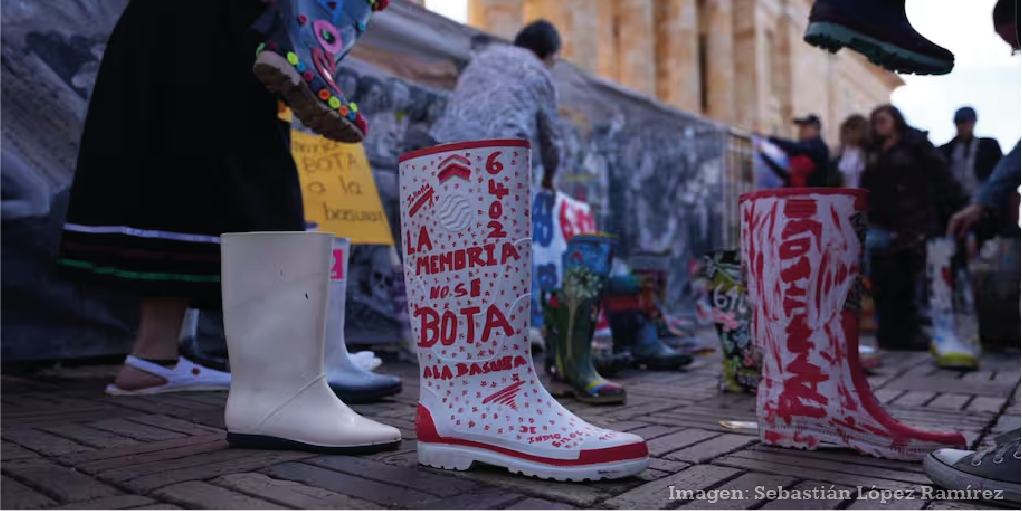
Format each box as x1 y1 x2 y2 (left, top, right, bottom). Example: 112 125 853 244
250 0 390 143
542 235 627 404
605 276 693 371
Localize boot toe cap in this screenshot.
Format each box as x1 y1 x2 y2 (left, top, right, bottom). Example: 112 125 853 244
580 431 648 460
930 448 973 467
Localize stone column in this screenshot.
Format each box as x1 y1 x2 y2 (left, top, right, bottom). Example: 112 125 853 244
468 0 525 41
732 0 773 131
566 0 599 74
616 0 657 97
596 0 619 82
655 0 700 112
705 0 736 124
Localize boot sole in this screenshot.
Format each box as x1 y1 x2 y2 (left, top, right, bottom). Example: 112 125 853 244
803 22 953 76
761 423 960 461
923 452 1021 504
331 380 403 404
253 52 364 143
418 442 647 482
227 433 401 455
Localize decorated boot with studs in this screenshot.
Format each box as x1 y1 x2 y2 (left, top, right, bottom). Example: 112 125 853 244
542 235 627 405
399 139 648 481
252 0 388 142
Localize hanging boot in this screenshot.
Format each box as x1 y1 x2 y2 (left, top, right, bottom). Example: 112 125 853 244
251 0 389 143
542 235 626 405
606 276 693 371
804 0 954 75
742 189 966 460
926 238 981 371
325 237 403 403
399 140 648 481
220 231 401 454
705 249 760 393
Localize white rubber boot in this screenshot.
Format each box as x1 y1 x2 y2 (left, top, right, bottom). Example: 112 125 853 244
399 140 648 481
324 237 403 403
220 231 401 454
926 238 980 370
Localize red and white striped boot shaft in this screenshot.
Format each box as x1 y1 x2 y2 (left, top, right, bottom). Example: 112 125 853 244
741 189 966 461
398 139 648 481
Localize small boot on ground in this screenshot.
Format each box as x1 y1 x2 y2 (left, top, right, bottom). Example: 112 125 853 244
251 0 388 142
542 234 627 405
804 0 954 75
324 237 403 403
924 430 1021 504
926 238 981 371
705 249 760 393
606 276 693 371
221 231 401 454
399 139 648 481
742 189 965 460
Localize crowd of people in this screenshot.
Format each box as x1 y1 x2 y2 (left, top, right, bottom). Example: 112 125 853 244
41 0 1019 504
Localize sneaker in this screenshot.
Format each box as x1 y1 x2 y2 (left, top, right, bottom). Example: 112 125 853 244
804 0 954 75
251 0 390 142
924 435 1021 504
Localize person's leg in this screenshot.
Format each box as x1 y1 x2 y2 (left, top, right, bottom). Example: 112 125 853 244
113 297 189 391
804 0 954 75
873 249 922 350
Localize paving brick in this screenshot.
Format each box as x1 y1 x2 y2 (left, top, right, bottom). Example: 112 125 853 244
1 459 120 503
891 391 937 408
648 457 691 473
627 426 679 441
38 424 141 449
212 473 383 509
433 467 609 507
845 492 927 509
757 481 854 509
713 455 918 492
419 489 527 509
664 434 758 463
598 401 686 421
926 499 1007 510
45 495 155 509
647 429 721 457
85 419 187 442
0 474 56 509
747 445 925 473
63 434 225 467
883 378 1014 398
123 450 314 491
506 497 577 509
925 394 971 411
2 440 39 460
1 429 93 457
603 464 742 509
729 449 930 485
304 455 478 496
873 390 905 404
126 415 224 436
154 481 283 509
967 397 1005 414
675 472 796 509
262 461 441 508
130 505 184 510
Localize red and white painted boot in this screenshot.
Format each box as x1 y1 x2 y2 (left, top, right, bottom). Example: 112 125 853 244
398 139 649 481
741 189 966 461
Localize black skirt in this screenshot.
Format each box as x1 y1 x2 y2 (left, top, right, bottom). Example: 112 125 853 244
57 0 305 310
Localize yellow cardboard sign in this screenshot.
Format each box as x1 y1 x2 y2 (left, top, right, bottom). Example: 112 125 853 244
292 129 393 245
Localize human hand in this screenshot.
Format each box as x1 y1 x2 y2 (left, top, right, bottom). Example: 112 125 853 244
947 203 985 239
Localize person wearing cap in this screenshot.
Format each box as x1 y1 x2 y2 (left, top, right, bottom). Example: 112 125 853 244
760 114 832 188
940 107 1003 200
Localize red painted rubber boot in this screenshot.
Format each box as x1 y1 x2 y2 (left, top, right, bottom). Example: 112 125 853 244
251 0 387 142
398 139 649 481
804 0 954 75
741 189 966 461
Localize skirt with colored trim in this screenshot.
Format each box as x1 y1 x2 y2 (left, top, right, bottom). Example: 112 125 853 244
56 0 304 310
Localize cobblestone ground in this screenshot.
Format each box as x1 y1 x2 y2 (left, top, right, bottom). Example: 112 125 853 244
2 343 1019 510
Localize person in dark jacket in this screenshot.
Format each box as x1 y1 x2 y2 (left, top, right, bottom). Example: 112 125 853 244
860 104 969 351
764 114 832 188
940 107 1003 199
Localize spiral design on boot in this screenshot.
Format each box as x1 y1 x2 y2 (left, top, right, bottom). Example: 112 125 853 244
437 193 473 232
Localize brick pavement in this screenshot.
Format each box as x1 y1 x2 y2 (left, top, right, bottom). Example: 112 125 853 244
2 345 1019 510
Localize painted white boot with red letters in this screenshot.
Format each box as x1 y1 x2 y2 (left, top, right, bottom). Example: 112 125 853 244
741 189 966 461
399 139 648 481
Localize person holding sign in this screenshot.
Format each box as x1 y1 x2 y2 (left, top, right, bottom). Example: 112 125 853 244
56 0 401 454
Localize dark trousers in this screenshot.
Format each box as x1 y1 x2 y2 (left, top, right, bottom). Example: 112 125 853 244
870 246 927 351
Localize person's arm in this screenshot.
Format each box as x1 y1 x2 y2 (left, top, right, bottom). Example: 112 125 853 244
535 73 563 190
768 136 815 156
759 152 791 184
977 140 1020 209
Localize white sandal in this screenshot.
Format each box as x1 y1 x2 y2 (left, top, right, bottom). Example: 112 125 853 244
105 355 231 396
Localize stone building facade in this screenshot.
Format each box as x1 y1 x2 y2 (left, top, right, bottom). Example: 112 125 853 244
414 0 903 144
